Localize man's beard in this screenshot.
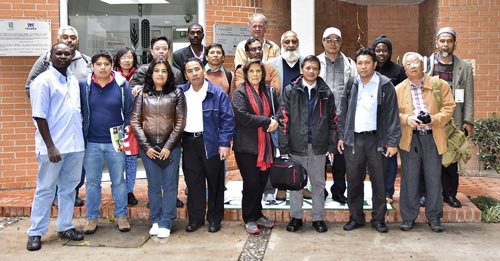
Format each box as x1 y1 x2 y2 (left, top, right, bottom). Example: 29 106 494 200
281 48 300 63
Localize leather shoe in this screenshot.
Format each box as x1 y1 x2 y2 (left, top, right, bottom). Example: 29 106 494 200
332 193 347 204
343 220 364 231
208 222 221 233
26 236 41 251
371 222 389 233
286 218 303 232
428 219 444 232
176 198 184 208
303 189 312 199
185 223 203 232
399 220 414 231
419 196 426 207
444 195 462 208
74 196 84 207
312 221 328 233
128 192 138 206
58 228 84 241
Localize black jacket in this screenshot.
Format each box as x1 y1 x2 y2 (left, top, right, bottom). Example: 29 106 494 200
232 84 279 155
278 75 337 156
337 72 401 151
375 61 406 86
129 63 185 88
172 45 208 82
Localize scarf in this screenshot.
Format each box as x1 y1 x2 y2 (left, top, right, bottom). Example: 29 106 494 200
245 83 273 170
116 67 137 82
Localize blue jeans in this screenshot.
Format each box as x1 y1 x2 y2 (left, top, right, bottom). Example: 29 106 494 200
28 151 84 236
385 154 398 196
140 146 181 229
84 142 128 219
125 155 137 193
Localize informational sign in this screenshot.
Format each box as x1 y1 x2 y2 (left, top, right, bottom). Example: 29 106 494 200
0 20 51 56
213 24 250 56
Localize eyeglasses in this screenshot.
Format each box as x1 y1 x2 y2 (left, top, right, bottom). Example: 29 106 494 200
283 39 298 45
153 46 169 52
120 56 133 61
323 37 341 44
249 46 262 52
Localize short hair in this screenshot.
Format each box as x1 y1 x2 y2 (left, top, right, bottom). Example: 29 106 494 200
91 51 113 64
402 52 424 65
244 37 262 52
249 13 268 26
150 36 171 49
242 58 267 88
205 43 225 57
113 47 138 70
301 55 321 71
280 30 298 43
144 58 175 94
58 25 78 40
354 47 377 63
188 23 204 33
183 57 204 72
51 42 73 56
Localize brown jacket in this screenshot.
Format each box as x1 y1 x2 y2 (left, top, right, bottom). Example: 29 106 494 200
395 75 455 155
130 88 186 152
232 64 281 99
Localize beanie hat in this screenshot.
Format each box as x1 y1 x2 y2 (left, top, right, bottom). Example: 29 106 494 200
371 35 393 55
437 27 456 40
322 27 342 39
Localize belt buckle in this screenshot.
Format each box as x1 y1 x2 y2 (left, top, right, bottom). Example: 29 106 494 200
418 130 427 135
194 132 202 137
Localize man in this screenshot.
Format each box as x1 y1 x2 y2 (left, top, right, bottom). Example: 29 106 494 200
130 35 184 89
278 55 337 233
26 25 91 207
27 43 85 251
205 43 234 95
80 52 134 235
233 38 281 96
266 30 304 201
396 52 455 232
178 58 235 233
337 48 401 233
428 27 474 208
172 23 208 82
234 13 280 69
129 35 185 208
317 27 357 204
371 35 407 204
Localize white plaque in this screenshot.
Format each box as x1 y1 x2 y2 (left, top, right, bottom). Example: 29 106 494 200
0 20 51 56
213 24 250 56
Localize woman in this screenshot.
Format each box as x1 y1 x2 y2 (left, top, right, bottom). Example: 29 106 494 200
130 58 186 239
231 59 279 234
114 47 140 206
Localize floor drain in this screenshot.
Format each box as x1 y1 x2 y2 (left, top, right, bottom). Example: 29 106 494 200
238 228 272 261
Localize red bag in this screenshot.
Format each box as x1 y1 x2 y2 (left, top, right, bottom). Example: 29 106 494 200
123 125 140 155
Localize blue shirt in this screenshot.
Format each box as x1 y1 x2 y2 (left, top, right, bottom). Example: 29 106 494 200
354 73 379 133
30 66 84 155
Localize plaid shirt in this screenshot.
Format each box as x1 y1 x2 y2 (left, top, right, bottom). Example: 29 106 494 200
410 78 431 131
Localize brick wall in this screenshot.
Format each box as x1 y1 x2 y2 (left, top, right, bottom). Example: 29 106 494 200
0 0 59 189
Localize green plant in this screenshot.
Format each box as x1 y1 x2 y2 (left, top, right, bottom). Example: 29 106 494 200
482 205 500 223
470 195 498 210
471 112 500 173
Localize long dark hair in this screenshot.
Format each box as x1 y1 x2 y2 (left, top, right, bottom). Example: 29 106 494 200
144 58 175 94
113 47 138 70
242 58 267 88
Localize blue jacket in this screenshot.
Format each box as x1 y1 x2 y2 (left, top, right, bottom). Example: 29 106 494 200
79 72 134 141
178 80 235 158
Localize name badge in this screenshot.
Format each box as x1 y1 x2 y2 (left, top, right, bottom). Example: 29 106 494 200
455 89 464 103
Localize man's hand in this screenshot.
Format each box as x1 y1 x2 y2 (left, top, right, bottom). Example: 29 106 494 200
219 147 230 161
337 140 344 155
463 123 473 137
47 146 61 163
384 147 398 158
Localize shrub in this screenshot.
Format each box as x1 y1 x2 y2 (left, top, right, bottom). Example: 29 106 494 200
471 112 500 173
470 195 498 210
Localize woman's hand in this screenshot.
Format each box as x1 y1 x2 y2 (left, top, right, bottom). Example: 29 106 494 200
146 148 159 159
267 118 278 132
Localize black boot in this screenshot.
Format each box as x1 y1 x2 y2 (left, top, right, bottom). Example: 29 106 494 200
128 192 138 205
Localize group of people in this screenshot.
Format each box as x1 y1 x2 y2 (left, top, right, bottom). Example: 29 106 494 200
25 11 473 251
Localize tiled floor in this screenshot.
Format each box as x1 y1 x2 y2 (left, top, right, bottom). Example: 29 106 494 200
2 169 499 223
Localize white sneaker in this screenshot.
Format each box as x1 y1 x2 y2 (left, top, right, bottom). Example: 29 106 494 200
157 228 171 238
149 223 159 236
265 194 276 205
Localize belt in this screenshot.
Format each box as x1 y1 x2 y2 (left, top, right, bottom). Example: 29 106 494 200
184 131 203 137
354 130 377 135
413 129 433 135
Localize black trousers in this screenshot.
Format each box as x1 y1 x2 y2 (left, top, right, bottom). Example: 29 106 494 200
441 162 459 197
344 133 387 224
182 135 225 225
234 152 268 223
330 153 347 196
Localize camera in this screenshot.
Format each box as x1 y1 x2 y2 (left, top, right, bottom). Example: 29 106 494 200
417 111 431 124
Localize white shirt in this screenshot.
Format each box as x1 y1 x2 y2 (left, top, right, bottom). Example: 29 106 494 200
184 80 208 132
301 79 316 99
354 73 379 133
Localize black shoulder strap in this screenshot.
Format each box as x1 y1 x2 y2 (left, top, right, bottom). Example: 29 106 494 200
223 68 232 86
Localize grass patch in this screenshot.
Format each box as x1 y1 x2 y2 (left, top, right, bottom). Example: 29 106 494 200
469 195 500 223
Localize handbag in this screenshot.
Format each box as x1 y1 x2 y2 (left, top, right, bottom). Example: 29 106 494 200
269 157 308 191
123 125 140 156
151 143 173 169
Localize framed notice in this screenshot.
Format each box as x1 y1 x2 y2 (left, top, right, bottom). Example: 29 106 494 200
213 24 250 56
0 20 51 56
